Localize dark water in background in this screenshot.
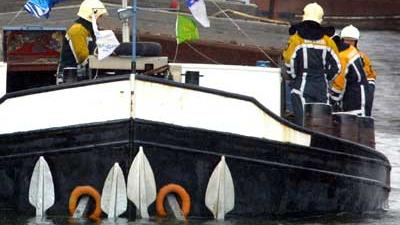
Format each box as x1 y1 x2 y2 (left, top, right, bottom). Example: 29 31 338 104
1 30 400 225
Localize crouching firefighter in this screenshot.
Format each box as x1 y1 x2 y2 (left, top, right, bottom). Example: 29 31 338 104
57 0 108 83
283 2 341 126
330 28 370 116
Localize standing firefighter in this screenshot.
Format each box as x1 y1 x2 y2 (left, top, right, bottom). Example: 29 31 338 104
283 2 341 125
337 25 377 116
58 0 108 83
330 25 370 116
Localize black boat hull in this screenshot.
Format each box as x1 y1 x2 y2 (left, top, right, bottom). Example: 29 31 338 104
0 118 390 218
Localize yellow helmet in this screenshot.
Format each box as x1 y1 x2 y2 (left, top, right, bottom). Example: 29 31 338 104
340 25 360 40
77 0 108 22
302 2 324 24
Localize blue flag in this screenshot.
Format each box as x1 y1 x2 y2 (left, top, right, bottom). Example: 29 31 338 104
24 0 64 18
185 0 210 27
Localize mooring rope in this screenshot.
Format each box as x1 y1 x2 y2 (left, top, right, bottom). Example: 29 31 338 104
185 42 220 64
169 4 219 64
172 7 180 63
211 9 290 26
5 7 24 26
209 0 278 66
3 3 277 66
137 4 278 65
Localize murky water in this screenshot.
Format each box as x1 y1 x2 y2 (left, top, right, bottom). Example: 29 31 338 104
0 30 399 225
365 30 400 225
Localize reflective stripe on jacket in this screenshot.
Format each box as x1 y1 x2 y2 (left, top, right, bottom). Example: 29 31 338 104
283 33 341 104
331 45 369 116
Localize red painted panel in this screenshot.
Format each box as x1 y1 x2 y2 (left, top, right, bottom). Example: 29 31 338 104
4 30 64 71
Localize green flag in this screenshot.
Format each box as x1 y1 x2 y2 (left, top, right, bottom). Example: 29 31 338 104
176 15 200 44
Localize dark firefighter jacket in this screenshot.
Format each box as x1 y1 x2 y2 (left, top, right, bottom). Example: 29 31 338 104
360 50 377 116
283 21 341 104
331 44 369 116
60 18 96 69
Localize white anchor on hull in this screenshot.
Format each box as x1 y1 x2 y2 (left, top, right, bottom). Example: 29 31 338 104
101 163 127 219
205 156 235 220
28 156 55 218
127 146 156 219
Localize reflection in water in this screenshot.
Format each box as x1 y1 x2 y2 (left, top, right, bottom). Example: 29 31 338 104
66 217 98 225
26 217 54 225
99 218 129 225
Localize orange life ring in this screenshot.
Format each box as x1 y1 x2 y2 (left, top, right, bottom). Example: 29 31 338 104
156 183 191 218
68 185 102 220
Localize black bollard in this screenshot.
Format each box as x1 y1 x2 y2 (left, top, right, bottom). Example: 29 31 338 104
333 113 359 143
185 71 200 85
358 116 376 149
62 67 77 83
304 104 334 135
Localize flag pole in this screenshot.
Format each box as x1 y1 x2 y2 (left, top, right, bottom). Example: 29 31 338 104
131 0 137 73
122 0 129 42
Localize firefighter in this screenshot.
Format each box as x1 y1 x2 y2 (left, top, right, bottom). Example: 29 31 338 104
58 0 108 83
339 25 377 116
283 2 341 125
330 25 370 116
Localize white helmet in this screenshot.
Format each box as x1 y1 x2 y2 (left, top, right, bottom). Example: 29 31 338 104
340 25 360 40
302 2 324 24
77 0 108 22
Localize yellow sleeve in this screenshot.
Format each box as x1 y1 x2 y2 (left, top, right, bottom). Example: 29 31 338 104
282 34 302 64
331 65 346 92
324 36 340 57
330 51 348 100
360 51 377 81
66 24 91 65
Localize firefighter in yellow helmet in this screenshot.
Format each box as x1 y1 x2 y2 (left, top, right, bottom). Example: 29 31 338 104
339 25 377 116
330 25 370 116
58 0 108 83
282 2 341 125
